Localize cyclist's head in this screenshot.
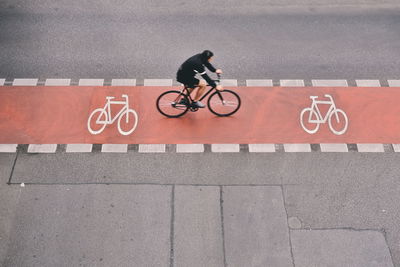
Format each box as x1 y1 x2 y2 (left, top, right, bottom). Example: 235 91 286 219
201 50 214 62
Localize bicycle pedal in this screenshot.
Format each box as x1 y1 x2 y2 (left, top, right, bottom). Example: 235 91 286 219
190 107 199 112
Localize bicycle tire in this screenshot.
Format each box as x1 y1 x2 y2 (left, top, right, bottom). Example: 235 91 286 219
207 89 241 117
300 108 320 134
118 109 139 135
328 109 348 135
156 90 189 118
87 108 107 135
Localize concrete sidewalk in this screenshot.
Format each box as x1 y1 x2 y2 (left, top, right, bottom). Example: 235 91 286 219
0 153 396 266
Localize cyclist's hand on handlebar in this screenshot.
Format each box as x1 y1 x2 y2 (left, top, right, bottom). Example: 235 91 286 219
216 69 223 74
216 85 223 91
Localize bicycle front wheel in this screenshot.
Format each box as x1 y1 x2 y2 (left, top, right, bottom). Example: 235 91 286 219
207 90 241 116
118 109 139 135
156 90 189 118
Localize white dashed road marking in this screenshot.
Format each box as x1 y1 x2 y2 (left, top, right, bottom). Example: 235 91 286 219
248 144 276 152
28 144 57 153
66 144 93 153
356 144 385 153
246 80 273 87
211 144 240 153
101 144 128 153
13 79 38 86
312 80 348 87
139 144 166 153
176 144 204 153
284 144 312 152
280 80 305 87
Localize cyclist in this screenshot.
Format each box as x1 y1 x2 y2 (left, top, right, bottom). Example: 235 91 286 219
176 50 223 108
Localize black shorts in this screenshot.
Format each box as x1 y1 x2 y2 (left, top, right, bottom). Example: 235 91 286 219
177 76 199 89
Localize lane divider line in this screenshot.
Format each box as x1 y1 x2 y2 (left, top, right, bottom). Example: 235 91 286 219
0 143 399 153
27 144 57 153
220 79 238 86
138 144 166 153
356 144 385 153
111 79 137 86
12 79 38 86
248 144 276 153
45 79 71 86
101 144 128 153
393 144 400 152
320 143 349 152
312 80 348 87
279 80 305 87
388 80 400 87
283 144 312 152
355 80 381 87
143 79 173 86
176 144 204 153
78 79 104 86
66 144 93 153
0 144 18 153
246 80 273 87
211 144 240 153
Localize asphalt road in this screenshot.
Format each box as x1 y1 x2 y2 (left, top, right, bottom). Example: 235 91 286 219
0 0 399 79
1 1 400 266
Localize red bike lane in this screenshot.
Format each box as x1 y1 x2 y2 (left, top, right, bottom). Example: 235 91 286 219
1 85 400 144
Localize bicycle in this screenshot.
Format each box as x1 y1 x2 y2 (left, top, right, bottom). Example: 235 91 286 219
87 94 138 135
156 74 241 118
300 94 348 135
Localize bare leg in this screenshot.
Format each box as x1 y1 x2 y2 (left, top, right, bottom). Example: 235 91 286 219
194 80 207 101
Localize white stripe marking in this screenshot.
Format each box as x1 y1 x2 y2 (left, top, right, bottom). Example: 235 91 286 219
111 79 137 86
355 80 381 87
101 144 128 153
248 144 276 152
393 144 400 152
78 79 104 86
45 79 71 86
357 144 385 152
66 144 93 153
139 144 166 153
0 144 18 153
221 79 238 86
246 80 273 87
320 143 348 152
13 79 38 86
284 144 311 152
211 144 240 153
176 144 204 153
0 79 5 86
280 80 305 87
144 79 173 86
312 80 348 87
28 144 57 153
388 80 400 87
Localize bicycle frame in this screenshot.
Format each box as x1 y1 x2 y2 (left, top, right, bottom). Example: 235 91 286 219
98 95 129 124
309 95 338 123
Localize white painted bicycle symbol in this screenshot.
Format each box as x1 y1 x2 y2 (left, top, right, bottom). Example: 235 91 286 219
87 94 138 135
300 94 348 135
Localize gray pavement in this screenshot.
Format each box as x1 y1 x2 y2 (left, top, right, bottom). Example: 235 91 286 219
1 1 400 80
1 152 398 266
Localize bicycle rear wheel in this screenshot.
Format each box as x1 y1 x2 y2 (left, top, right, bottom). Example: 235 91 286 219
156 90 189 118
207 90 241 116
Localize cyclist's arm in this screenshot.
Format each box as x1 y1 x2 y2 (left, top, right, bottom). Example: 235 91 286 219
204 62 217 72
195 64 217 87
201 73 217 87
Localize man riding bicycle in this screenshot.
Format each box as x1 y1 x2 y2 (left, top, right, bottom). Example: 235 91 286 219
176 50 223 108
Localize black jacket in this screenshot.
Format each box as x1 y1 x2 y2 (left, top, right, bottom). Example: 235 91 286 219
177 53 217 87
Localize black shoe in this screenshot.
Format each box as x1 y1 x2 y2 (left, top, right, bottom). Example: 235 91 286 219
192 101 205 108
